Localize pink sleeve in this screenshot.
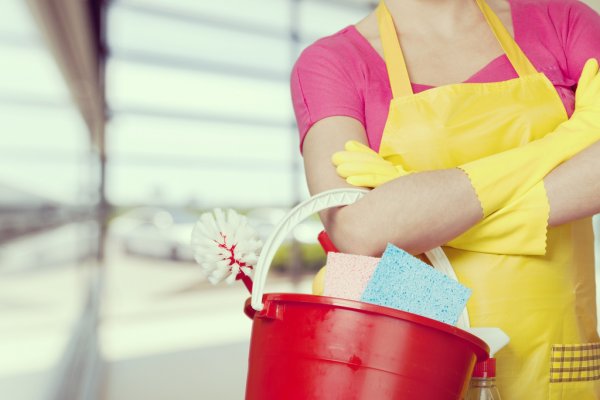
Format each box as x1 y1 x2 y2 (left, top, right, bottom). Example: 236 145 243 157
290 43 365 153
553 0 600 81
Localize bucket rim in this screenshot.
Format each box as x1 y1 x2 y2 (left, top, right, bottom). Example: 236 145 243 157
244 293 489 360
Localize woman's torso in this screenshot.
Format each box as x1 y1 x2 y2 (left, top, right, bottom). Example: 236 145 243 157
292 0 600 396
294 0 582 152
373 1 599 397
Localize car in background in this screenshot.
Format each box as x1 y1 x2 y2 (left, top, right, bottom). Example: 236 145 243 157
246 207 324 244
110 207 196 262
110 206 326 263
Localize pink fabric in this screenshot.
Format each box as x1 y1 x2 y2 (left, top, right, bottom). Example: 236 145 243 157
290 0 600 153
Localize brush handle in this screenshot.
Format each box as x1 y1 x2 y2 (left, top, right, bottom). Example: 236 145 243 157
250 188 470 329
236 271 253 293
317 230 338 253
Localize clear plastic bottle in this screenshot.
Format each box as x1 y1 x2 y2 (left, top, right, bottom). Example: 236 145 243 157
465 358 502 400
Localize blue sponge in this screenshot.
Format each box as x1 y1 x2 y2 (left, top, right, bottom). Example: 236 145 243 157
360 243 471 325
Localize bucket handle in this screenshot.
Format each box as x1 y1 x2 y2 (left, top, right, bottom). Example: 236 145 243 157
250 188 470 329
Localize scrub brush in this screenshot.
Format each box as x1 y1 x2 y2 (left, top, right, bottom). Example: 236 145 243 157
191 208 262 293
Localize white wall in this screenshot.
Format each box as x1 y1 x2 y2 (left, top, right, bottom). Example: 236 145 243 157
583 0 600 12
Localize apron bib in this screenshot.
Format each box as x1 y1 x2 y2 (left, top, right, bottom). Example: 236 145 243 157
375 1 600 398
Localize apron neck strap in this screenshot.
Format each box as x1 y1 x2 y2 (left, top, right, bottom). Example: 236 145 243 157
376 0 539 99
474 0 538 78
375 1 413 99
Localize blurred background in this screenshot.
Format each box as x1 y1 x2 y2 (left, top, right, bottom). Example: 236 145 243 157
1 0 599 399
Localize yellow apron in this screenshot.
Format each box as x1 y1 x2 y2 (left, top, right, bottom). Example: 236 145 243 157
374 0 600 398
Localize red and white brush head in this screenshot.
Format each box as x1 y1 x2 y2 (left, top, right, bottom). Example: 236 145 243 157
191 208 262 285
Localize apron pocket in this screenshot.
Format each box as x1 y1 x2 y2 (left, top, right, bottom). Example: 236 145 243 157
549 343 600 400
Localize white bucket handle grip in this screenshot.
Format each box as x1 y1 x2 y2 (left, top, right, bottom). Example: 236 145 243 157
250 188 470 329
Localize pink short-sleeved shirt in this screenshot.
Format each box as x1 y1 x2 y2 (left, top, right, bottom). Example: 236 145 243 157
290 0 600 153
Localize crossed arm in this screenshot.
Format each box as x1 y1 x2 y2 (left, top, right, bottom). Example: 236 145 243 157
303 116 600 257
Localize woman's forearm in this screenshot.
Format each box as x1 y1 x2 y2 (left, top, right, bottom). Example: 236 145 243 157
545 140 600 226
303 117 483 257
304 117 597 258
327 140 600 257
327 168 483 256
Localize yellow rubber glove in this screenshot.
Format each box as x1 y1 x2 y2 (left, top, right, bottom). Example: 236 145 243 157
447 181 550 255
332 140 412 187
459 58 600 217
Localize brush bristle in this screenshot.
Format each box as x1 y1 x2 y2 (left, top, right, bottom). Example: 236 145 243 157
191 208 262 285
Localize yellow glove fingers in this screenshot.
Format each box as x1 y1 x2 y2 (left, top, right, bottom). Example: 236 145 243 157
336 161 396 178
331 150 383 166
578 58 599 93
332 140 411 188
345 140 376 154
347 174 390 188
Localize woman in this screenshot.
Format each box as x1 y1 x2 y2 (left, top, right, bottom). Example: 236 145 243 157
291 0 600 398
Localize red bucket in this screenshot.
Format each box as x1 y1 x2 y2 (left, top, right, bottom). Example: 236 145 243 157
244 293 488 400
245 189 489 399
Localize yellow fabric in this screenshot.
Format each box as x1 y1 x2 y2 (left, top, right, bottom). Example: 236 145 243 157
447 220 599 399
371 1 600 398
312 266 326 295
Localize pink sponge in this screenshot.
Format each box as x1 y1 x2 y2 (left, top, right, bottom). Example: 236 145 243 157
323 252 380 300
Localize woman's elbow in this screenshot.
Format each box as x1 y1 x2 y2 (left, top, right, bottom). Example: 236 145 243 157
324 206 385 257
323 204 437 257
